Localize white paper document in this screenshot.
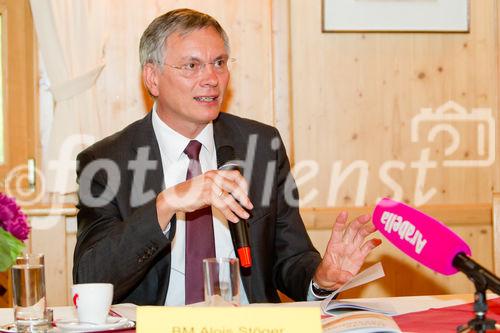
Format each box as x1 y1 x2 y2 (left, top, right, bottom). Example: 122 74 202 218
320 263 396 316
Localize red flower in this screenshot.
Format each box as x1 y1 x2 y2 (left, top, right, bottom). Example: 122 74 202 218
0 193 30 241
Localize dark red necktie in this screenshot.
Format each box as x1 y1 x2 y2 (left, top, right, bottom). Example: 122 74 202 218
184 140 216 304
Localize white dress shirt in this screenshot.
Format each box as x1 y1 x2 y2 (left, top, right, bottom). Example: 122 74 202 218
151 105 249 306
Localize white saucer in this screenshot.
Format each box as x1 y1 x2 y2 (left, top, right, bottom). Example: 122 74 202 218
0 323 16 333
55 316 133 332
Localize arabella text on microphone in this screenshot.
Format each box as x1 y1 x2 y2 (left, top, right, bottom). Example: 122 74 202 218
379 211 428 255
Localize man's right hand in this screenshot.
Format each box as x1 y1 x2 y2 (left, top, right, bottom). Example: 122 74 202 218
156 169 254 230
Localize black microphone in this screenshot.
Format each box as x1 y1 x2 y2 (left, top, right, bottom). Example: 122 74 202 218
217 146 252 268
453 253 500 295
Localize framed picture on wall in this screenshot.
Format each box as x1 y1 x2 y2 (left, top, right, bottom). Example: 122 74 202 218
322 0 470 32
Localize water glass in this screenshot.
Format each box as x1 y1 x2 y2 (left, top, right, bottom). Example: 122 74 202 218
203 257 240 306
11 253 48 332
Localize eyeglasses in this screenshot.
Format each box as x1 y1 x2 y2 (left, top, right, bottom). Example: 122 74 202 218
164 58 236 78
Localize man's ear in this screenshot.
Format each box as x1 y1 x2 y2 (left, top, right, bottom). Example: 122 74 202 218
142 63 160 97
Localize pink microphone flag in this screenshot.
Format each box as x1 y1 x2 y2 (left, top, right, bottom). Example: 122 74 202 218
373 198 471 275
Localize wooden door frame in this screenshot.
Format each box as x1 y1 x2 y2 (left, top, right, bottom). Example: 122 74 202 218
0 0 38 199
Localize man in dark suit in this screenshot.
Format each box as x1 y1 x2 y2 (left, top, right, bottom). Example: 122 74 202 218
73 8 380 305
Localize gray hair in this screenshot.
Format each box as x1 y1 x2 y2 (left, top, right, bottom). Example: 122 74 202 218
139 8 230 69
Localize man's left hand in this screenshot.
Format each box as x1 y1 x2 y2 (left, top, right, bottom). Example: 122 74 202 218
312 211 382 291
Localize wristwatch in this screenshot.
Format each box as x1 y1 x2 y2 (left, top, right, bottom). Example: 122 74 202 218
312 280 336 297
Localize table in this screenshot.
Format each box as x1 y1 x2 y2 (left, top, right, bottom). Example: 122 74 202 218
0 294 495 331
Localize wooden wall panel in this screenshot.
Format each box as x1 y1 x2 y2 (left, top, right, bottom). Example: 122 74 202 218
271 0 294 158
290 0 499 207
496 0 500 194
28 216 67 306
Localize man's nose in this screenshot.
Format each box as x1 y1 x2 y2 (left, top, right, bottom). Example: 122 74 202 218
199 63 219 86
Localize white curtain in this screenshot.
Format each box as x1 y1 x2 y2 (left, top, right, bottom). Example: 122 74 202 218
30 0 107 194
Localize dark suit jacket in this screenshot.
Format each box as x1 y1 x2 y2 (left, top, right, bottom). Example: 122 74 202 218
73 112 321 305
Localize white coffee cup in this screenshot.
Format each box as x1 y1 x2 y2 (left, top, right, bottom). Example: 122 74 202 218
71 283 113 324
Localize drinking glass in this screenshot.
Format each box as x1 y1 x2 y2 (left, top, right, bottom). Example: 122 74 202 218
203 258 240 306
11 253 48 332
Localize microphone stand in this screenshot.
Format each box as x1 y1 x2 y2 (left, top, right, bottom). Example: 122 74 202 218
453 253 499 333
456 281 496 333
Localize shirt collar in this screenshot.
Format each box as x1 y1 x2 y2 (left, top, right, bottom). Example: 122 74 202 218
152 103 215 162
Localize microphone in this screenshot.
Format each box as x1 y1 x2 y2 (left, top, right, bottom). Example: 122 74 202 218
216 146 252 268
372 198 500 294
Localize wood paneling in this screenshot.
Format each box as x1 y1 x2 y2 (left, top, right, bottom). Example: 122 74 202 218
271 0 294 160
301 204 491 229
290 0 499 207
25 209 77 307
289 0 499 296
496 0 500 200
28 216 68 306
